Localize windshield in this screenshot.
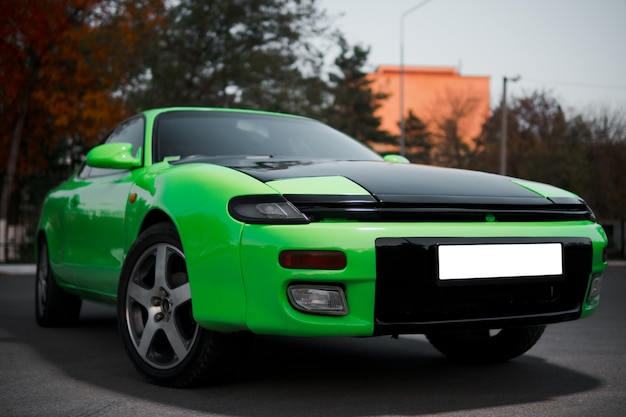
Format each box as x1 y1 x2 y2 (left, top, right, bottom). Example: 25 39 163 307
153 110 382 162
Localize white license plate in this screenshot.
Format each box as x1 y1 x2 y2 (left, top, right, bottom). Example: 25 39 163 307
438 243 563 280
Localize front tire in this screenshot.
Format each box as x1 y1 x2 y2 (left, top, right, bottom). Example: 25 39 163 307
426 326 546 363
117 222 236 387
35 237 82 327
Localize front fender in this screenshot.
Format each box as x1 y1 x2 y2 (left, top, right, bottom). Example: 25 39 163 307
128 162 278 331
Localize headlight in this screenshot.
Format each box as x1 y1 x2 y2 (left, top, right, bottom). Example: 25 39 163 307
228 195 309 224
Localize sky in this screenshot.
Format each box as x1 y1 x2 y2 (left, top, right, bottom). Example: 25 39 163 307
319 0 626 113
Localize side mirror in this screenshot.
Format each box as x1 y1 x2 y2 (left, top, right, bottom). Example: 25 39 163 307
383 154 410 164
86 142 141 169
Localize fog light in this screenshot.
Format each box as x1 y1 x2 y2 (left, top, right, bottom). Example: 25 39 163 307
287 285 348 316
588 274 603 300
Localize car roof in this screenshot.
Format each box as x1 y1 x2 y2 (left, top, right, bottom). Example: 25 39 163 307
140 107 312 121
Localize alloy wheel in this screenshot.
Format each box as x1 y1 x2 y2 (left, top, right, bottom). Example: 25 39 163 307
124 243 198 369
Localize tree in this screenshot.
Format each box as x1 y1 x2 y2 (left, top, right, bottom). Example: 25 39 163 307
124 0 331 117
324 36 391 145
433 118 473 168
402 110 432 164
485 91 587 187
475 90 626 220
422 87 487 169
0 0 165 261
577 108 626 219
477 91 563 175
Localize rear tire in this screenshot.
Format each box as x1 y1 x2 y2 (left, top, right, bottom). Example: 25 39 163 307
117 222 238 387
35 237 82 327
426 326 546 363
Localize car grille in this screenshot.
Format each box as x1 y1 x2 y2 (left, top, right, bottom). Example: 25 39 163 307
284 194 595 223
373 237 592 334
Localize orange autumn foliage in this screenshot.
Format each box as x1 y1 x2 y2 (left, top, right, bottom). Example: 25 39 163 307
0 0 165 174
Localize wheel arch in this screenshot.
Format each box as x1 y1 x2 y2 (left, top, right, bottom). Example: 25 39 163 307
126 206 249 332
35 226 60 277
35 229 46 260
138 208 174 235
126 163 275 332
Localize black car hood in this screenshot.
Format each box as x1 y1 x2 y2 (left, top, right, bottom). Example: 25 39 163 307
174 156 582 207
236 158 556 206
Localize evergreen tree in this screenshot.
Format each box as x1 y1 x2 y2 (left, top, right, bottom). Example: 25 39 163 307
402 110 432 164
125 0 331 116
324 37 391 146
433 118 474 168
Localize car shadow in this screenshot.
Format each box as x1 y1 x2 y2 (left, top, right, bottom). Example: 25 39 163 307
2 276 602 417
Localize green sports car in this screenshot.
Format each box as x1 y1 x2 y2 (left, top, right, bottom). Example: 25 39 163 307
36 107 608 387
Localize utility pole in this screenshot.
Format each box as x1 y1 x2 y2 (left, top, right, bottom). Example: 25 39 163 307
399 0 432 156
500 75 520 175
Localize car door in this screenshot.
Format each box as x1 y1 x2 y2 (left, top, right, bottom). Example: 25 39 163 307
61 116 145 297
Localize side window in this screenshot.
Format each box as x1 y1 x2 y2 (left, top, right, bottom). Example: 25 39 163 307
85 116 145 178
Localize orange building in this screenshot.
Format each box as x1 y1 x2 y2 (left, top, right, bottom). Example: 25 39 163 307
369 65 491 147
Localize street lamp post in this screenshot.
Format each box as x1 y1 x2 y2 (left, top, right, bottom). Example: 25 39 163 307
499 75 520 175
399 0 432 156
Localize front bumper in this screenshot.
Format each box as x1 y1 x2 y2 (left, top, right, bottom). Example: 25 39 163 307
374 236 592 335
217 221 607 336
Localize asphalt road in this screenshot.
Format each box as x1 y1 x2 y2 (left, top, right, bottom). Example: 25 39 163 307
1 266 625 417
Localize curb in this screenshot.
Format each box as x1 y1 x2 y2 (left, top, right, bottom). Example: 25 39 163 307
0 264 36 275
